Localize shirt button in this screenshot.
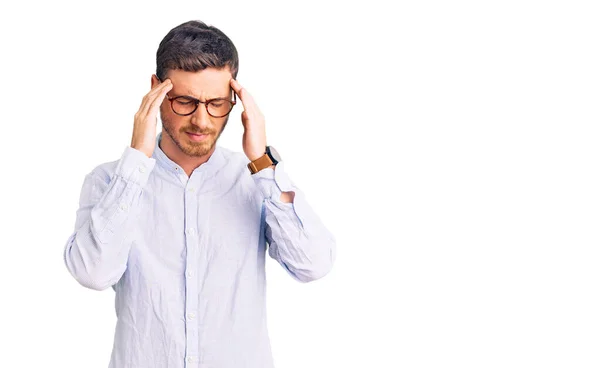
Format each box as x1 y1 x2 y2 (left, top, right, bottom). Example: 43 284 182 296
187 228 196 236
188 312 195 320
187 356 195 363
186 270 193 277
119 203 128 211
138 165 146 173
187 187 195 192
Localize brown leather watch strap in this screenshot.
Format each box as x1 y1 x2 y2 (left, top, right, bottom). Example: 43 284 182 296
247 153 274 174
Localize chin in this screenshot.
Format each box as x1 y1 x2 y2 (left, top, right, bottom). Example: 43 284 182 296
181 135 215 157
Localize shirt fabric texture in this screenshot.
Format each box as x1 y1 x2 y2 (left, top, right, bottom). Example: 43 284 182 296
63 132 336 368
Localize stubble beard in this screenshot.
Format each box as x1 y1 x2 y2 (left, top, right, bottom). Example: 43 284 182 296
161 112 229 157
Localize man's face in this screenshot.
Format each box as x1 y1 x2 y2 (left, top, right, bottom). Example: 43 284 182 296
157 68 233 157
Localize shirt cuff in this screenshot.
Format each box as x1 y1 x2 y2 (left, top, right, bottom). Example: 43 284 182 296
251 161 295 204
114 146 156 187
253 161 318 229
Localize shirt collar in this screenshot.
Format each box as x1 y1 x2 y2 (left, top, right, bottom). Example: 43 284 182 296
152 131 227 176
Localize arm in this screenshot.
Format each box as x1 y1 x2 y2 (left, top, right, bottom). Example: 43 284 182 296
63 147 155 291
252 162 336 283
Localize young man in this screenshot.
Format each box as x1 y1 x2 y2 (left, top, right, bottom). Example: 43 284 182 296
63 20 336 368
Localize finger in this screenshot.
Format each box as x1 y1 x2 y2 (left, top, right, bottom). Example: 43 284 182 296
230 79 258 114
139 80 172 117
146 82 173 117
139 79 171 113
241 110 248 126
145 78 172 105
229 78 243 95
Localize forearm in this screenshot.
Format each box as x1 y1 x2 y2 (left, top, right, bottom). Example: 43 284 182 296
252 162 336 282
265 196 336 282
63 147 155 291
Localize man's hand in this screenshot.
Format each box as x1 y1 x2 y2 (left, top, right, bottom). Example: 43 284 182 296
229 79 267 162
131 77 173 158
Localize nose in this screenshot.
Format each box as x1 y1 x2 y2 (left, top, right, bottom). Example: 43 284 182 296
189 102 212 131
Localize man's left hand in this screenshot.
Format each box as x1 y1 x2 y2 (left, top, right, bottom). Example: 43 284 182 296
230 79 267 162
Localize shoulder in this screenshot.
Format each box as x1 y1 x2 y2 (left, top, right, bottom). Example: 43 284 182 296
218 145 250 172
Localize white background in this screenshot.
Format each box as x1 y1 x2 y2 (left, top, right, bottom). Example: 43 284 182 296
0 1 598 367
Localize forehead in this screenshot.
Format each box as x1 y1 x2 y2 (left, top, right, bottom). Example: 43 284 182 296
166 68 232 98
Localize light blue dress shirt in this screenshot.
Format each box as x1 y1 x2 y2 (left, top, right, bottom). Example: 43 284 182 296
63 132 336 368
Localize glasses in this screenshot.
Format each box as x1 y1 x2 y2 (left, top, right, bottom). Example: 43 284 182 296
156 76 237 117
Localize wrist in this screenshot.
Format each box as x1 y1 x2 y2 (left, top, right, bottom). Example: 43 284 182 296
132 148 153 158
247 146 280 174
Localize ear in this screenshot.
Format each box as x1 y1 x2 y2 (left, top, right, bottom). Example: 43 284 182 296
151 74 160 89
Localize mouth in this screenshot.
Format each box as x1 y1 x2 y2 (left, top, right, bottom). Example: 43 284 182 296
185 132 209 142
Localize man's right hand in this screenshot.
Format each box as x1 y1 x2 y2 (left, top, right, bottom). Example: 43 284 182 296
130 77 173 158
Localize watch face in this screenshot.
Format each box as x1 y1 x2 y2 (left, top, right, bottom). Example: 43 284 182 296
267 146 281 163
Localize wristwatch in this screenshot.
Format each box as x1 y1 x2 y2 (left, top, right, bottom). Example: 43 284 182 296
247 146 281 174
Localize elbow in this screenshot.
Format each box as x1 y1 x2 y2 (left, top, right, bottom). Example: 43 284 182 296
292 239 336 283
63 244 120 291
65 259 118 291
294 264 334 283
73 272 116 291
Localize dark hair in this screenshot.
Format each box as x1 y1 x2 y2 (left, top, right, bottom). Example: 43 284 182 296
156 20 239 81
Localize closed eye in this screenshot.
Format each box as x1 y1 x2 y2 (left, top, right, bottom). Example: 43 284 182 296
173 96 198 105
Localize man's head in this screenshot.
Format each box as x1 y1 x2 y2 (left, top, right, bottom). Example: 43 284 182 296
153 20 239 158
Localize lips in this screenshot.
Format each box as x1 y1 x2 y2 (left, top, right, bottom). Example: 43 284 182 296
185 132 210 142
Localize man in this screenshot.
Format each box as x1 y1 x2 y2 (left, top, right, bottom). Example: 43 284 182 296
63 20 336 368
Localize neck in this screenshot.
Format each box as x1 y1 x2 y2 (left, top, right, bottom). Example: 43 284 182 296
159 132 215 177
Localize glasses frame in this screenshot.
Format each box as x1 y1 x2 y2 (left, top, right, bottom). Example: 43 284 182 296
156 76 237 118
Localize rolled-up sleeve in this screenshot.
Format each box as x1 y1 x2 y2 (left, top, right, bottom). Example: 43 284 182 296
63 146 156 291
252 162 336 283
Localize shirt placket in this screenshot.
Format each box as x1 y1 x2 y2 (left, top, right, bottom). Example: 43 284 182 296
184 181 199 367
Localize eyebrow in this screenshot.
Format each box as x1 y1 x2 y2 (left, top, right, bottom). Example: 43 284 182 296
173 89 230 100
158 76 232 100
